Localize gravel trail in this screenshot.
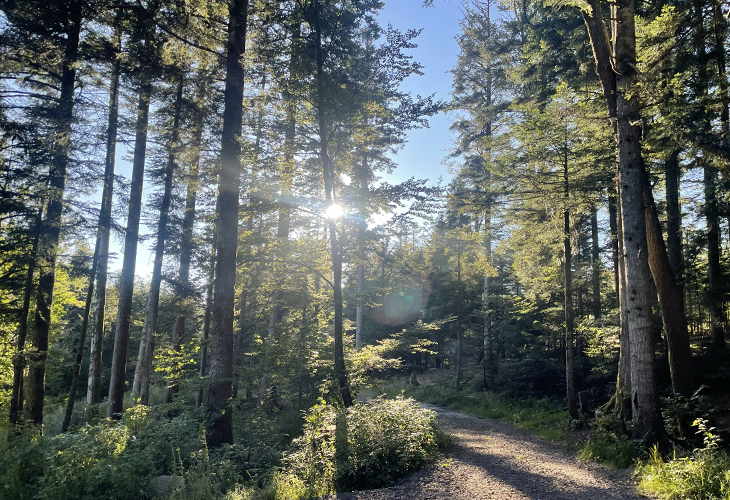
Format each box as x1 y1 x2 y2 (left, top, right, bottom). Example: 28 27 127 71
323 404 645 500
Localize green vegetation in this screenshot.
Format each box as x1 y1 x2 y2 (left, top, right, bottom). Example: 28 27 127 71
390 382 572 443
0 396 445 500
637 420 730 499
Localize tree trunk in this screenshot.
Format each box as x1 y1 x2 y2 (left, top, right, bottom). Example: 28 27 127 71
314 0 352 408
166 94 202 405
616 187 632 420
615 0 662 440
206 0 248 447
62 234 101 431
564 158 577 419
87 30 121 409
197 244 215 408
591 206 602 319
705 165 725 348
355 154 369 348
609 196 620 310
26 6 81 426
9 206 42 425
664 150 683 283
107 81 152 419
643 175 695 395
483 212 495 391
133 79 183 405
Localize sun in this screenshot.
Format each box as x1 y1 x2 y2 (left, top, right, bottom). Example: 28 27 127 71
325 203 344 219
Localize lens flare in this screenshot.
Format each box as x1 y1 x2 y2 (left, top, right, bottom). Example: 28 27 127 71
325 203 344 219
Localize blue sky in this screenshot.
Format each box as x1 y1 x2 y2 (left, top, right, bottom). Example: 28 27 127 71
378 0 463 185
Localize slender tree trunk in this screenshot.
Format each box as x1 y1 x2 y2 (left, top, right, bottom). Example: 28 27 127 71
62 235 101 431
355 154 369 348
615 0 662 440
9 206 42 425
616 188 632 420
207 0 248 447
197 244 215 407
133 79 183 405
665 150 683 283
107 81 152 419
26 7 82 426
591 206 602 319
87 31 121 408
314 0 352 407
483 211 495 390
705 165 725 348
166 97 202 405
609 196 620 310
564 156 577 419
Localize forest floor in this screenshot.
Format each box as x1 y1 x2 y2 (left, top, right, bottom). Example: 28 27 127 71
321 403 648 500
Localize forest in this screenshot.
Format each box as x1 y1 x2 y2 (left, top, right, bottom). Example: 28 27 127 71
1 0 730 498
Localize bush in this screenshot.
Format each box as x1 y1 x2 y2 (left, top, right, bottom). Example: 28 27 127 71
0 404 207 500
637 419 730 499
279 395 445 498
578 430 639 468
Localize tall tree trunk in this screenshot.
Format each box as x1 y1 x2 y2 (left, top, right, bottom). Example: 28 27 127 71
615 0 662 440
166 96 202 405
107 81 152 419
665 150 683 283
705 165 725 348
9 206 42 425
355 154 369 348
616 188 632 420
197 244 215 407
564 155 577 419
87 31 121 408
314 0 352 408
643 176 695 395
207 0 248 447
133 79 183 405
62 234 101 431
26 6 82 426
609 195 620 310
483 211 495 390
591 206 602 319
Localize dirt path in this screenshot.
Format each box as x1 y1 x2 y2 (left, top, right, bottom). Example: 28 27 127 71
323 404 645 500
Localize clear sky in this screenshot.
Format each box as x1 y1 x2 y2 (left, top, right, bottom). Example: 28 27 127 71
111 0 465 276
378 0 463 185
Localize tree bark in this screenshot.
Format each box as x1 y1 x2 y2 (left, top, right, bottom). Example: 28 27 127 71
615 0 662 440
133 79 183 405
166 92 202 404
107 81 151 419
643 174 695 395
9 206 42 425
564 156 577 419
704 165 725 348
314 0 352 408
62 233 100 431
664 150 683 283
26 5 81 426
206 0 248 447
87 29 121 408
591 206 602 319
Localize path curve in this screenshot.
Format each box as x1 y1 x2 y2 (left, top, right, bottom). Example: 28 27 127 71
323 404 645 500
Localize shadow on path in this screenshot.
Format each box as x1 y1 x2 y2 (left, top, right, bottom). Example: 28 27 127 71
321 404 644 500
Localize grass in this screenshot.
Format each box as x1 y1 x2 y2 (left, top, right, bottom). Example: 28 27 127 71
385 379 573 443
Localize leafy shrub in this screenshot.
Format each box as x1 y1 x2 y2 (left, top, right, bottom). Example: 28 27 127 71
279 395 445 498
0 404 207 500
578 430 639 468
638 419 730 499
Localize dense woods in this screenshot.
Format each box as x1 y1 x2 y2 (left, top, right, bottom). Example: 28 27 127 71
2 0 730 497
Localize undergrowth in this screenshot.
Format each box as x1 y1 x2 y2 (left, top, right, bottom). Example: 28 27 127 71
637 419 730 500
390 382 572 442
